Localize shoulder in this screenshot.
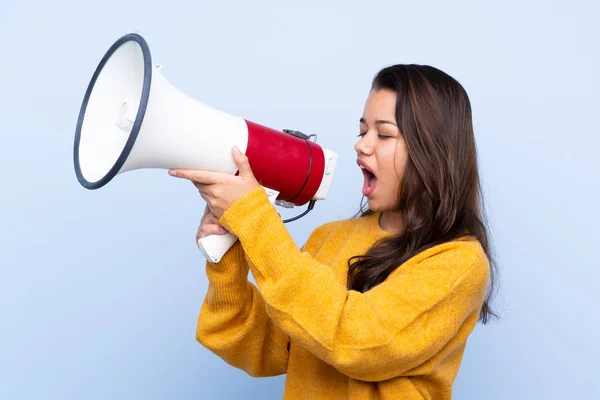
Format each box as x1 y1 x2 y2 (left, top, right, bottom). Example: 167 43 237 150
397 237 490 288
413 238 486 267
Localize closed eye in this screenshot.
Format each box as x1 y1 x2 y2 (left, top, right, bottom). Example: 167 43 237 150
357 132 393 139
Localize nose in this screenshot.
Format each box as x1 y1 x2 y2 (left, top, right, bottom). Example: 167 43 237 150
355 132 374 156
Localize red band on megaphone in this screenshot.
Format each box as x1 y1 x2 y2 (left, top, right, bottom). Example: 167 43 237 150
244 120 325 206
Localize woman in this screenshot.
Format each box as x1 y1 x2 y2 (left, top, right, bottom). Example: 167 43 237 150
169 64 498 399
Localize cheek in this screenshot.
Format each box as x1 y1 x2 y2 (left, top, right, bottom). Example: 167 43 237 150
393 155 407 180
379 143 405 180
373 148 397 197
380 142 408 198
393 141 408 179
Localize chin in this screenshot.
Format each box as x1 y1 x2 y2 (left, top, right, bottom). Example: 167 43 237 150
366 198 383 212
366 197 397 213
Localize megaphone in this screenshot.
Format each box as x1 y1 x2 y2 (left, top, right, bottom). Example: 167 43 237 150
73 33 338 263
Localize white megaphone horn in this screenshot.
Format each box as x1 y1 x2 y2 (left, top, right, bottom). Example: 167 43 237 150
73 33 338 263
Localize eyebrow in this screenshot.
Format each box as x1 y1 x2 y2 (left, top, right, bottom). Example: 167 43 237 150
359 117 397 127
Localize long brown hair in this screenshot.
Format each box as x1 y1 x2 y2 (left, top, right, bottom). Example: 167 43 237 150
347 64 499 324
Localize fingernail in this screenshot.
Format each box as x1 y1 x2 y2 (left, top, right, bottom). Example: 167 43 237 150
168 170 177 176
232 146 240 155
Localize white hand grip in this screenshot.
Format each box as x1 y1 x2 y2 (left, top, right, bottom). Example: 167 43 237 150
197 187 280 263
197 231 239 263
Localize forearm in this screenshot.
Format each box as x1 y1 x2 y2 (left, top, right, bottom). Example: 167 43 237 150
196 240 289 377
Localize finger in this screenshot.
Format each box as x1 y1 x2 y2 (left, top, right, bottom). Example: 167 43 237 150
199 194 223 219
204 213 220 224
198 224 228 239
232 146 254 178
201 213 220 227
201 205 213 223
169 169 226 184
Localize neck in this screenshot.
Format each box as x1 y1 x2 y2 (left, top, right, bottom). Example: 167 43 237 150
379 210 405 235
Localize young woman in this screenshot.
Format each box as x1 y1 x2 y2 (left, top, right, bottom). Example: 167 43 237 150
169 64 498 399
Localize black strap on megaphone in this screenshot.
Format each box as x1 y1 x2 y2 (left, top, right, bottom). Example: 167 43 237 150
280 129 317 224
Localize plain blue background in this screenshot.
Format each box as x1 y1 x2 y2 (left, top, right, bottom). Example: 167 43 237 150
1 0 598 398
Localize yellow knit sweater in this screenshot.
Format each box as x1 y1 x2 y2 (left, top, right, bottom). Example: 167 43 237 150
196 186 490 399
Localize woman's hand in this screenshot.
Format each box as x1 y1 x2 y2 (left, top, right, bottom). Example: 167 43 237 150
169 146 260 219
196 205 229 242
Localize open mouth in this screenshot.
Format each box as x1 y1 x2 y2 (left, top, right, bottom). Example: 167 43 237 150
360 165 377 197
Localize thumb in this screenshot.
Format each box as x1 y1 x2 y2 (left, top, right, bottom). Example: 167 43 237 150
232 146 253 178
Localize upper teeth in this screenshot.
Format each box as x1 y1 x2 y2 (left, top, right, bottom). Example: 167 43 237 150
360 166 366 169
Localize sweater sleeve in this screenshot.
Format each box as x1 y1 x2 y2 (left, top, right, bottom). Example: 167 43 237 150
195 238 290 377
219 186 490 382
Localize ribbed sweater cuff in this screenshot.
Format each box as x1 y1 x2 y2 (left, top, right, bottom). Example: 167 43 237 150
219 186 301 288
204 240 252 308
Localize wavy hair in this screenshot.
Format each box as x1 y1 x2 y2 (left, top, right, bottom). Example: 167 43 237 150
347 64 499 323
